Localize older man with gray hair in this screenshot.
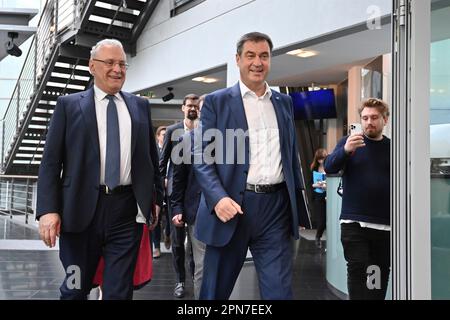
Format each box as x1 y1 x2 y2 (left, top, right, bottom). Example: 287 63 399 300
36 39 163 300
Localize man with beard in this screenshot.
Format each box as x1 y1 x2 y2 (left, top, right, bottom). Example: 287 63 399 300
324 98 390 300
171 94 206 299
159 93 199 298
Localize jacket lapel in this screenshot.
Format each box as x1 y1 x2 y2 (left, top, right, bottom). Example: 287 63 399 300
79 88 100 160
229 83 249 132
271 91 287 151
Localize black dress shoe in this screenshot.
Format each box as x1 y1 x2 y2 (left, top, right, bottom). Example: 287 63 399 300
174 282 185 298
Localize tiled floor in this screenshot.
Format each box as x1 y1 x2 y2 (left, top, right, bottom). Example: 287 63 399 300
0 215 340 300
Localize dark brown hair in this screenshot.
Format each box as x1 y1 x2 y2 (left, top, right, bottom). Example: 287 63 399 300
156 126 166 137
236 32 273 56
183 93 199 106
310 148 328 171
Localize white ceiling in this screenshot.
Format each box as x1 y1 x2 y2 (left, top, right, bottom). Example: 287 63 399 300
137 21 391 101
269 25 391 87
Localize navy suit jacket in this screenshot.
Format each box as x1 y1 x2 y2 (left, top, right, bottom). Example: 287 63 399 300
170 132 201 224
193 83 311 247
36 87 163 233
159 122 184 197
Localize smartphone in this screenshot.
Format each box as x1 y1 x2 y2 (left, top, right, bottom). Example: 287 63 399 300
349 123 363 135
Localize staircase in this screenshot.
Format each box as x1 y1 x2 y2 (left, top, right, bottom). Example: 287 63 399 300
1 0 159 175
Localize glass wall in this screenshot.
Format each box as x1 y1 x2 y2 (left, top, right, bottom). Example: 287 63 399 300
430 0 450 299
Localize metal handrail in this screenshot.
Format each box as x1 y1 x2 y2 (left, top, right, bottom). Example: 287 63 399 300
0 0 87 171
0 175 38 223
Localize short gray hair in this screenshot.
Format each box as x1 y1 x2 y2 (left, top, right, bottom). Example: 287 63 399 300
90 39 125 59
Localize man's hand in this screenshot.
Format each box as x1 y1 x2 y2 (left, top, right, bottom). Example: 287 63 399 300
154 204 161 217
344 132 365 154
39 213 61 248
214 197 243 223
172 214 185 227
149 205 161 231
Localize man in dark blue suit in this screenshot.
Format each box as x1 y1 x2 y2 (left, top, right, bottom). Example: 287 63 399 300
171 95 206 299
36 39 163 300
193 32 311 300
159 94 199 298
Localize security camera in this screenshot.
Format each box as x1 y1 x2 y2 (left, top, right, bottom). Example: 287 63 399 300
5 32 22 57
162 87 174 102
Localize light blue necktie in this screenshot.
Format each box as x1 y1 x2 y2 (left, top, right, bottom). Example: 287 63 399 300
105 95 120 190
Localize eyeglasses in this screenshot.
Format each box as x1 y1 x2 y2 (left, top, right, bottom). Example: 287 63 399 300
185 104 199 110
93 59 129 70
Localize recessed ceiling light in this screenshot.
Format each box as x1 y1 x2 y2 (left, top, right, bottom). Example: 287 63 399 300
192 76 218 83
203 78 218 83
286 49 318 58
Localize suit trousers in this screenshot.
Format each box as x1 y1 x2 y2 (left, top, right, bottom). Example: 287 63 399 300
168 198 194 283
187 223 206 299
200 187 293 300
59 189 142 300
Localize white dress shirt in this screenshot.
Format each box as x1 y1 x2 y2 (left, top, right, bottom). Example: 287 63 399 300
240 81 284 185
94 86 149 223
93 85 132 187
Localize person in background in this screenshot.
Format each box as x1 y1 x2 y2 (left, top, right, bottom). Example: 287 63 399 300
152 126 170 258
171 94 206 299
310 148 328 249
324 98 390 300
159 94 199 298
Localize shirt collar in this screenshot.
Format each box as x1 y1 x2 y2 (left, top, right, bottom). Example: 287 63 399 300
93 85 123 102
239 80 272 99
183 119 199 131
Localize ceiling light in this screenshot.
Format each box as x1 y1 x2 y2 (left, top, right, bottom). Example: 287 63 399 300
286 49 318 58
192 76 219 83
202 78 218 84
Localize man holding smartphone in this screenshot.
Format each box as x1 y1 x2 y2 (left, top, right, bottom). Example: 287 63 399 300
324 98 390 300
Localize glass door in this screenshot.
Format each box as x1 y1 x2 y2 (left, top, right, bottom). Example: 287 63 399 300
392 0 432 299
430 0 450 299
392 0 450 299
